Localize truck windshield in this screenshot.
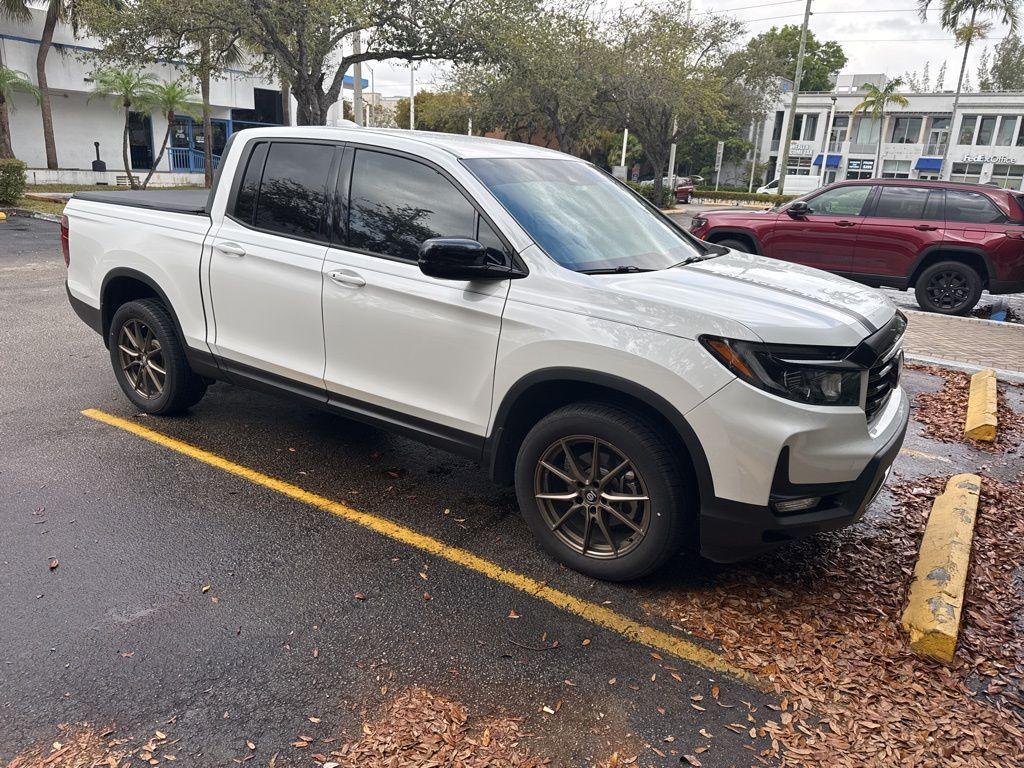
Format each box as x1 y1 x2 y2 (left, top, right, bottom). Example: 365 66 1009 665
463 158 703 273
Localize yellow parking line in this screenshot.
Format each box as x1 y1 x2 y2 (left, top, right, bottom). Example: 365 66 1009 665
82 408 757 685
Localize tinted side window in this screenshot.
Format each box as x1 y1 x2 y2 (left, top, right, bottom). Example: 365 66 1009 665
871 186 931 219
253 142 334 240
945 190 1005 224
806 185 872 216
233 142 268 224
348 150 476 261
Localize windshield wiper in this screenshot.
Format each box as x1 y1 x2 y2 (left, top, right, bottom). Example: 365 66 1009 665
577 265 654 275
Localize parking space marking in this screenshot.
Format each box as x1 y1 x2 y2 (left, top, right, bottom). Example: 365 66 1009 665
82 408 757 685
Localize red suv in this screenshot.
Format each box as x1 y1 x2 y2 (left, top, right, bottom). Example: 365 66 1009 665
689 179 1024 314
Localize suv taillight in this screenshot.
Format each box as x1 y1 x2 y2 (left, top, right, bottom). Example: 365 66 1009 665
60 214 70 267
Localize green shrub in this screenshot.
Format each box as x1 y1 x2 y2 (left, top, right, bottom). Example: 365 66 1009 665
691 189 796 205
0 159 27 205
625 180 675 208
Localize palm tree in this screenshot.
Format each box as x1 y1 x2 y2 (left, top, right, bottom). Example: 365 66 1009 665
0 67 41 160
89 68 157 189
851 78 910 178
0 0 31 160
918 0 1020 172
142 79 199 189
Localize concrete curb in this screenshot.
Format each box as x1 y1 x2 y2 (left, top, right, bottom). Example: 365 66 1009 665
901 473 981 663
964 369 998 441
904 353 1024 384
0 207 62 223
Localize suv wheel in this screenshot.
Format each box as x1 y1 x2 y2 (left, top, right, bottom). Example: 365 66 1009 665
108 299 207 415
514 403 689 581
915 260 982 315
716 238 752 253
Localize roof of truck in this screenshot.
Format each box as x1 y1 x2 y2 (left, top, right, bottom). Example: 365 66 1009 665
234 125 574 161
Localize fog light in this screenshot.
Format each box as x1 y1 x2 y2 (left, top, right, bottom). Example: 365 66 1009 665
773 497 821 514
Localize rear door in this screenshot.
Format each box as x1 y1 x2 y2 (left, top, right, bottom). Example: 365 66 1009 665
852 185 945 281
208 140 338 387
764 183 874 273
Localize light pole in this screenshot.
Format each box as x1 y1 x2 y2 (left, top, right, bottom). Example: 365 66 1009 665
352 30 363 127
409 64 416 131
776 0 813 196
819 94 837 187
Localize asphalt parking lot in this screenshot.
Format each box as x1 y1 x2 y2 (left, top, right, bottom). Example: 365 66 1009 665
2 215 1023 767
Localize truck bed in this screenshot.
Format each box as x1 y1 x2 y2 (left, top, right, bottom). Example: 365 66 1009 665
73 189 210 216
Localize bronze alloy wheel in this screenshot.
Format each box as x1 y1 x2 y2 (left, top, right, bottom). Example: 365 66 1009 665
533 435 651 559
117 318 166 399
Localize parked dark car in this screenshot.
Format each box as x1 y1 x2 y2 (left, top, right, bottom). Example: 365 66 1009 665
689 179 1024 314
639 176 695 204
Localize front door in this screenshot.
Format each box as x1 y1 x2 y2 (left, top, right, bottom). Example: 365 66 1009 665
321 148 509 438
764 183 875 273
854 186 945 279
208 140 338 387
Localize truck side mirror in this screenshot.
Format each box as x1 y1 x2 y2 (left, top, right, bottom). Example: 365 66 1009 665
418 238 512 281
787 200 810 218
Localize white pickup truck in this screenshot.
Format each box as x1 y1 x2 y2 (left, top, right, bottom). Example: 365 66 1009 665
64 126 909 580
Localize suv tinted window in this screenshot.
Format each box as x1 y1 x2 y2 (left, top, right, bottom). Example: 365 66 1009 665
348 150 476 260
945 190 1005 224
252 142 334 240
871 186 936 219
805 185 872 216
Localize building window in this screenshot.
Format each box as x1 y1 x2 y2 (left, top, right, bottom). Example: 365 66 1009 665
991 164 1024 190
128 112 154 171
949 162 984 184
958 115 977 145
845 158 874 179
976 116 997 145
790 113 819 141
889 117 922 144
786 157 814 175
852 117 880 145
881 160 911 179
996 116 1019 146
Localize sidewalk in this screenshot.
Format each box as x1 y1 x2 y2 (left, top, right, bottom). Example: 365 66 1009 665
903 310 1024 376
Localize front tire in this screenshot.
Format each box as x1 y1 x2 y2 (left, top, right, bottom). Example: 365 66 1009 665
914 260 982 315
514 403 690 581
715 237 752 253
108 299 207 415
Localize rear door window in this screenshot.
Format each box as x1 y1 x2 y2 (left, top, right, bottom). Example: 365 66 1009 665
347 149 477 261
945 190 1006 224
251 142 335 241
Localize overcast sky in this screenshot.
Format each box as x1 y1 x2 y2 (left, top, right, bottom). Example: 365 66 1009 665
358 0 1015 98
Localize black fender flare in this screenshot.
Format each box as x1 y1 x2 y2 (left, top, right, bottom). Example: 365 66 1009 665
908 245 995 286
704 227 764 254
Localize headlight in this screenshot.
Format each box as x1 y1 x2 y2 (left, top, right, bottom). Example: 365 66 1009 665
700 336 862 406
691 216 708 229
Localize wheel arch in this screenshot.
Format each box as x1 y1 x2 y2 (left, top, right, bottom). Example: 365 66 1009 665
909 246 994 288
704 228 762 254
100 269 186 347
485 369 713 508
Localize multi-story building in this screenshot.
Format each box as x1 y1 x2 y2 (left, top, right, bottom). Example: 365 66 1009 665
735 73 1024 193
1 8 363 184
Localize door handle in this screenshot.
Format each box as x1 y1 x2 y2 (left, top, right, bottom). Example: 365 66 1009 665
214 242 246 257
834 220 857 227
1006 230 1024 240
327 269 366 288
914 224 939 231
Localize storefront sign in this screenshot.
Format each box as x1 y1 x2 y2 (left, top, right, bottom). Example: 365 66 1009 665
961 154 1018 164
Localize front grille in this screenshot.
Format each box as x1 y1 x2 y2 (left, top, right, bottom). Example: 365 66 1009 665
865 346 902 421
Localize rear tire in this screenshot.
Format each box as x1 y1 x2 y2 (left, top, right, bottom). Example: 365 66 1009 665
108 299 207 415
914 260 982 315
716 237 752 253
514 403 690 581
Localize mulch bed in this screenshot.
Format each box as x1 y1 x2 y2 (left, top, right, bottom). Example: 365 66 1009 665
908 365 1024 450
643 476 1024 767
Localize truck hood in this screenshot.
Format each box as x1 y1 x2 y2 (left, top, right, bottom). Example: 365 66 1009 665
601 251 896 347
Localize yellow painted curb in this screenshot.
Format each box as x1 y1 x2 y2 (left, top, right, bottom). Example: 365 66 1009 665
0 211 7 221
901 473 981 663
964 368 997 442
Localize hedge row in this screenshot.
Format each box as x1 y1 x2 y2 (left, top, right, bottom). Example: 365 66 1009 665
0 159 27 206
625 180 676 208
691 189 796 204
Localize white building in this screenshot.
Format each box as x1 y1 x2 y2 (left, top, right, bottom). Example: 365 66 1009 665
1 8 364 185
735 74 1024 193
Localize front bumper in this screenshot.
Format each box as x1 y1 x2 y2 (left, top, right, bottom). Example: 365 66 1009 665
697 389 909 562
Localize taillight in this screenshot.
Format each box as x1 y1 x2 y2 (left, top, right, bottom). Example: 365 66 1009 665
60 214 70 267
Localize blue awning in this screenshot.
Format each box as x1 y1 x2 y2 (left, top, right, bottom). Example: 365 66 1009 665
812 153 842 168
915 157 942 171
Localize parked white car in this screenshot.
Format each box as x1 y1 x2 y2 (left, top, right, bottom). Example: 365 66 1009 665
757 174 823 196
64 127 909 580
